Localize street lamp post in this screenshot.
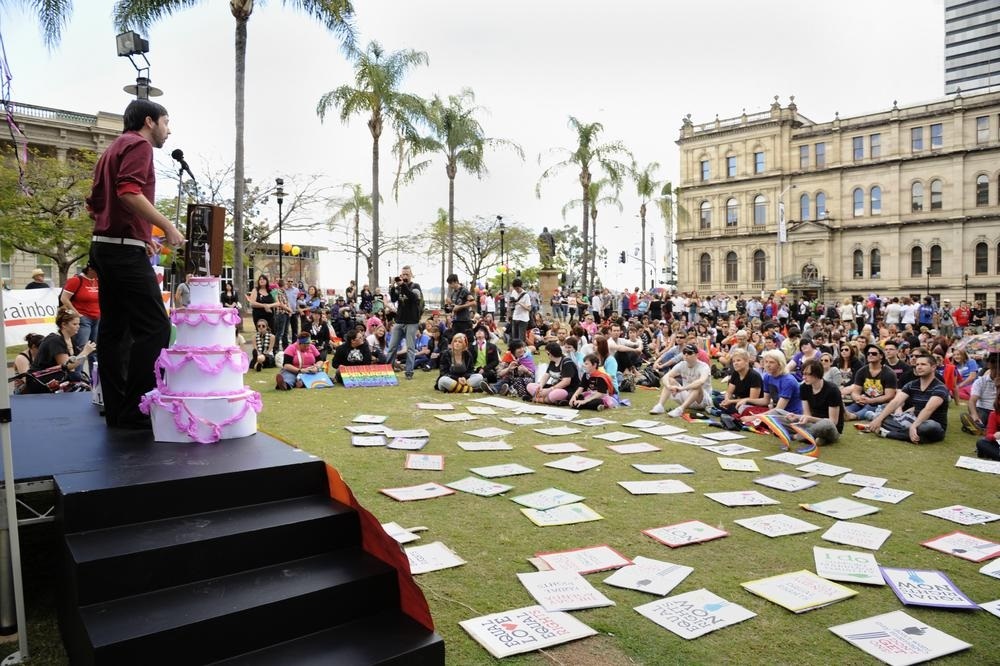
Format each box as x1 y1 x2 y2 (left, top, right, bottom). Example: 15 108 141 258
274 178 285 281
926 266 932 301
775 184 797 291
498 216 506 293
964 273 969 303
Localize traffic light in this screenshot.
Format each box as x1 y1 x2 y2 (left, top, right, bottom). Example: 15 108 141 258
619 251 626 263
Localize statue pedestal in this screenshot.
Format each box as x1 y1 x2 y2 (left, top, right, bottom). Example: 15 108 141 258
538 269 560 317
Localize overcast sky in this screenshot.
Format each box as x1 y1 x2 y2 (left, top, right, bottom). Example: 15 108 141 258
3 0 946 290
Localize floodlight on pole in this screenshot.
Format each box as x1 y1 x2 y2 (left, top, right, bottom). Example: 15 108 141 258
116 31 162 99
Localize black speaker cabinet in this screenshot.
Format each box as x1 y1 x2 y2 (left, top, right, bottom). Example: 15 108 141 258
184 204 225 276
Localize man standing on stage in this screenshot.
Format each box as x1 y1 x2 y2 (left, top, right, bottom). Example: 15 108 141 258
86 99 184 428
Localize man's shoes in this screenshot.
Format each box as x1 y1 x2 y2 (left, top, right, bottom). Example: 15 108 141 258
406 374 413 380
960 413 983 436
668 407 684 418
483 382 496 395
649 404 665 415
878 428 890 439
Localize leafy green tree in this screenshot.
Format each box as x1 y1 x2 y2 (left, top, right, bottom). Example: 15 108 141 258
393 89 523 275
316 40 427 288
0 147 95 284
657 181 678 286
550 224 606 292
328 183 374 292
418 208 449 306
536 116 630 295
114 0 356 305
562 178 621 293
5 0 73 47
448 216 534 289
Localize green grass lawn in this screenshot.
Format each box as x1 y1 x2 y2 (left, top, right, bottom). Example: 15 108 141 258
3 362 999 665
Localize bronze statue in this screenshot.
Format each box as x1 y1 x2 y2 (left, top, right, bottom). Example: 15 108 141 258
538 227 555 268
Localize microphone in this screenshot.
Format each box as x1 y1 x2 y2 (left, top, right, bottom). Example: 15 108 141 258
171 148 196 182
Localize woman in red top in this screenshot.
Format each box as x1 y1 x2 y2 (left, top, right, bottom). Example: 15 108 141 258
977 392 1000 460
60 263 100 373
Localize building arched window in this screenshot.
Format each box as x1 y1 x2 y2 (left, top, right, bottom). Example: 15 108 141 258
699 253 712 283
870 249 881 278
852 187 864 217
816 192 827 219
911 182 924 212
976 242 988 275
870 186 882 215
930 179 943 210
726 198 739 226
910 246 923 277
700 201 711 229
976 174 989 206
725 251 738 283
853 249 864 279
929 244 942 276
802 263 818 280
753 250 766 282
799 193 810 221
753 195 766 225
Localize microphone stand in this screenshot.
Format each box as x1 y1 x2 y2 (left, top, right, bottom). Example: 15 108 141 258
174 163 185 230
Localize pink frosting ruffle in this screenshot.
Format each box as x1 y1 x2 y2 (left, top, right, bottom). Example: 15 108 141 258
155 347 249 391
139 389 262 444
171 308 242 327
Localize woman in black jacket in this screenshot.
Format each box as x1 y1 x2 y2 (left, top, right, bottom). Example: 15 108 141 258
436 333 484 392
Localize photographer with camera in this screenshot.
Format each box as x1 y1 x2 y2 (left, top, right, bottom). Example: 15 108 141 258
384 266 424 380
447 273 475 338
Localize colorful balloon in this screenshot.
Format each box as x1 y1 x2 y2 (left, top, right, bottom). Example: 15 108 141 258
291 246 301 257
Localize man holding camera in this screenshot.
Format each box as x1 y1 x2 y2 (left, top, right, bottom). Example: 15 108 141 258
385 265 423 379
447 273 475 338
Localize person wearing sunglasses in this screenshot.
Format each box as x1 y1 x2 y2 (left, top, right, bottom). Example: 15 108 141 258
844 344 897 421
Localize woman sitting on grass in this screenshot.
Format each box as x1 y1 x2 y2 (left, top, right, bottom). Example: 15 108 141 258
527 341 580 404
976 390 1000 461
436 332 483 393
251 319 276 371
485 339 536 397
330 327 373 383
569 353 616 410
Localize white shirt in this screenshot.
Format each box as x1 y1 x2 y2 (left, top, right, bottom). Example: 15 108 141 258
884 302 902 324
901 303 917 325
511 288 531 322
667 359 711 388
591 294 602 313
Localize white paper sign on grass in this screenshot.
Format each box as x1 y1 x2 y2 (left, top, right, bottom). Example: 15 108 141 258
592 431 639 443
641 424 688 436
703 443 759 456
345 424 391 435
830 610 971 666
921 530 1000 562
535 545 631 574
633 463 695 475
380 482 455 502
464 427 514 439
388 428 431 439
534 426 582 437
459 605 597 659
575 417 617 427
665 434 715 446
351 435 386 447
522 503 603 527
457 440 513 451
470 463 535 478
534 442 587 454
387 437 428 451
643 520 729 548
607 442 661 455
516 570 615 611
733 514 821 538
753 473 818 492
381 522 421 544
838 473 888 488
353 414 387 423
624 419 662 429
822 520 892 550
618 480 695 495
880 567 978 609
981 558 1000 579
742 569 857 613
466 406 497 415
955 455 1000 474
635 589 755 640
717 457 759 472
511 488 584 511
405 541 466 574
542 412 578 422
981 599 1000 619
415 402 454 410
801 497 880 520
922 504 1000 526
445 476 513 497
852 486 913 504
435 413 478 423
765 452 817 465
705 490 781 507
405 454 444 471
702 431 747 441
603 556 693 596
501 416 544 425
813 546 884 586
544 455 603 472
797 461 851 477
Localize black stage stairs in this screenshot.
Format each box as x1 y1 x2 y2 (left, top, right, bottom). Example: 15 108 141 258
55 445 444 665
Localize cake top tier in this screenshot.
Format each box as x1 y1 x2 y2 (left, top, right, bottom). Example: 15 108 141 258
189 276 222 307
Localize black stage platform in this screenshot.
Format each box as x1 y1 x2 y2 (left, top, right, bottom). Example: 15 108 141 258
6 393 315 485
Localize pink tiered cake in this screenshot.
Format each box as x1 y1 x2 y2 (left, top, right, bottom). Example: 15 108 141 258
141 276 261 443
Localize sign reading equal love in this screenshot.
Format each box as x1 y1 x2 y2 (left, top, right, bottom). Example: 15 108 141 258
338 364 399 388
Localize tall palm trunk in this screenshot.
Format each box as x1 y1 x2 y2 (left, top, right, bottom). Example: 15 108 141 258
232 16 248 319
447 163 456 276
580 169 591 295
639 202 647 289
590 207 598 291
353 209 360 292
370 132 380 287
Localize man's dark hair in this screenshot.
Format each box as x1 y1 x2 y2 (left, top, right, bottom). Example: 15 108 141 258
803 359 824 379
123 99 168 133
512 277 523 289
446 273 459 284
545 341 563 358
583 353 601 367
509 339 525 353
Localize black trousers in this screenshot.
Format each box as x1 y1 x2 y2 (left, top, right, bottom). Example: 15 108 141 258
90 243 170 425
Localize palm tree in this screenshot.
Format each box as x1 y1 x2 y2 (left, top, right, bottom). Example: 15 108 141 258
562 178 622 291
114 0 356 301
328 183 374 289
657 181 677 285
633 161 663 289
393 88 523 276
537 117 630 295
317 41 427 289
9 0 73 47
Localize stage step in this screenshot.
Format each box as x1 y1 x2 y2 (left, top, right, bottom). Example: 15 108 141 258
77 549 400 665
209 610 445 665
65 494 359 605
58 456 329 533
